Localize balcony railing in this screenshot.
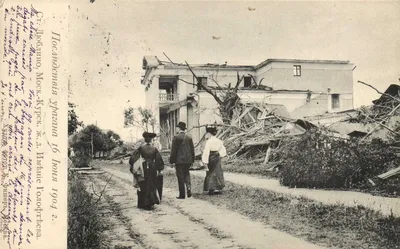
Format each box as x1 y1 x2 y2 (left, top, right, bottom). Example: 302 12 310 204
159 93 179 102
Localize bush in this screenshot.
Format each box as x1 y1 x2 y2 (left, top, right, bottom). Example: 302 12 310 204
68 174 103 249
71 149 92 168
280 130 399 190
109 144 129 159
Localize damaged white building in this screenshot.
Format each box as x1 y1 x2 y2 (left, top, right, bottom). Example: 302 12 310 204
141 56 354 149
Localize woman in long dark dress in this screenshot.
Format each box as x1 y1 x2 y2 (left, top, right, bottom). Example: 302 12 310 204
129 132 164 210
202 125 227 195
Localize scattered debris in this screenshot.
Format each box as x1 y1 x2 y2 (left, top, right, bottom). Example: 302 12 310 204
70 167 93 171
78 171 105 175
154 229 178 235
378 166 400 180
368 179 376 186
347 130 368 138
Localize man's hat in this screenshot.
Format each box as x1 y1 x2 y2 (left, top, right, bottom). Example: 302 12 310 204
176 121 187 130
142 132 157 139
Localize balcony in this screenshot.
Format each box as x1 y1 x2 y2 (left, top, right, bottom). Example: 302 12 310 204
159 93 179 103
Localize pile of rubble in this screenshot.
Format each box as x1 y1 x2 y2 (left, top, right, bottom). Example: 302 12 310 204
310 83 400 181
347 84 400 125
194 102 321 170
197 83 400 178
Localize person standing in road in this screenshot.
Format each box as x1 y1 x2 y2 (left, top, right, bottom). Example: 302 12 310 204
170 122 195 199
129 132 164 210
202 125 227 195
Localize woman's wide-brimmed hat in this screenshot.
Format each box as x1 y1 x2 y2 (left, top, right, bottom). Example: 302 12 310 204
205 124 218 133
176 121 187 130
142 132 157 139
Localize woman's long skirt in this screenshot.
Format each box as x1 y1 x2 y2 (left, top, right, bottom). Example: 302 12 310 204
136 162 160 210
203 152 225 192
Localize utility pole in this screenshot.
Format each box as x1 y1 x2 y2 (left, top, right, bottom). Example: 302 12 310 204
91 133 94 159
92 120 97 159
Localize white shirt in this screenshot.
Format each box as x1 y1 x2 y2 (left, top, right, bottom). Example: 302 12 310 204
201 136 227 164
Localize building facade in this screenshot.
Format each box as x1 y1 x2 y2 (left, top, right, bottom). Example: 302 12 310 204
141 56 354 149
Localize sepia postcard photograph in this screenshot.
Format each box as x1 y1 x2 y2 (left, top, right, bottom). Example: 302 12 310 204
1 1 400 249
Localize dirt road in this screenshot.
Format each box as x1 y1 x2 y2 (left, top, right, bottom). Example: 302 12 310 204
88 163 326 249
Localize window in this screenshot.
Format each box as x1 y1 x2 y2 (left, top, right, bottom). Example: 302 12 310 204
293 65 301 76
197 77 208 90
331 94 340 109
244 76 252 87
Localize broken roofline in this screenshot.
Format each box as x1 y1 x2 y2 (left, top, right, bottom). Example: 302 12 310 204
303 109 358 119
159 61 254 70
254 58 351 70
146 56 351 71
198 88 350 94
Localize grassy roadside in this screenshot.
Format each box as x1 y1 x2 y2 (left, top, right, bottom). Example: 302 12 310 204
68 173 105 249
221 160 400 198
222 159 280 178
163 170 400 249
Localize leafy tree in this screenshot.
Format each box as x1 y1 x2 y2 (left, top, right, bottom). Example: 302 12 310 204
102 130 123 156
68 102 84 135
70 124 123 159
124 106 156 132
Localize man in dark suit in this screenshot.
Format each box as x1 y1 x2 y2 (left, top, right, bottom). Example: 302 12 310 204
169 121 195 199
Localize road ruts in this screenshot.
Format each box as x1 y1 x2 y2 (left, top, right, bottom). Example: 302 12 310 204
92 172 249 249
92 163 327 249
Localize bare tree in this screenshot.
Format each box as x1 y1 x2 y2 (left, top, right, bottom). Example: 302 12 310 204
124 107 157 133
184 61 243 124
162 54 267 125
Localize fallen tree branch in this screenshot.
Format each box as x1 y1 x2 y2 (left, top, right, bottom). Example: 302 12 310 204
194 132 207 148
185 61 224 106
178 78 197 87
363 113 400 136
243 140 271 147
188 123 247 132
163 52 176 65
71 173 115 217
361 102 400 141
89 173 113 209
358 81 400 103
109 153 132 161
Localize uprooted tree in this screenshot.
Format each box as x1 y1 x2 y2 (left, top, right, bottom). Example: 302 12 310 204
180 61 269 125
184 61 243 124
160 53 267 125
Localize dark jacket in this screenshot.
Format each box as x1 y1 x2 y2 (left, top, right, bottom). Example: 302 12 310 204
129 143 164 173
169 132 195 165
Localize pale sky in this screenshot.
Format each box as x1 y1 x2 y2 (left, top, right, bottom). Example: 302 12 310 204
68 1 400 141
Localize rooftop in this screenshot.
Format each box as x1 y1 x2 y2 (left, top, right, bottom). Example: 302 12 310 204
255 58 351 70
142 56 351 71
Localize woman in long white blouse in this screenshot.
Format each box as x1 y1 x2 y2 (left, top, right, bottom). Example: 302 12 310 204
202 125 227 195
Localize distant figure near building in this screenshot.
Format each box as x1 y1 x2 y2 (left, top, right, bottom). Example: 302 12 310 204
169 122 195 199
202 125 227 195
129 132 164 210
